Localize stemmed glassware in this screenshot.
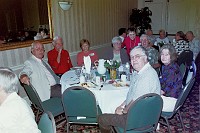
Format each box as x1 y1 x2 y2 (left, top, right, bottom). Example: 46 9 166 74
102 75 107 84
75 68 82 78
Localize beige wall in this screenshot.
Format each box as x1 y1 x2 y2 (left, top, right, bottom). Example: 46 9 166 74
51 0 137 52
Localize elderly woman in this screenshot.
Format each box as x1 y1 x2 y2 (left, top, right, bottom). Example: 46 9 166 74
0 67 40 133
173 31 190 55
105 36 129 64
159 44 182 112
77 39 98 66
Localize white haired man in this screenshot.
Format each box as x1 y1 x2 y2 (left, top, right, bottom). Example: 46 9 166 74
48 36 73 77
98 46 161 133
20 41 61 101
0 67 40 133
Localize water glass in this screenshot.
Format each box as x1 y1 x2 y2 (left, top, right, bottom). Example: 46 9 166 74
75 68 82 77
102 75 107 84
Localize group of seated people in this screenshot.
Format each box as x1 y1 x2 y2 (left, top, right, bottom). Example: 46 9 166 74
0 27 199 132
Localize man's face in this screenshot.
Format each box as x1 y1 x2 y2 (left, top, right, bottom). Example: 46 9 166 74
32 42 45 59
186 33 193 41
54 38 63 51
130 48 147 72
141 37 149 48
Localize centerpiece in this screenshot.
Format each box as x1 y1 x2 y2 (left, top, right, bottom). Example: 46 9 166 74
104 60 120 79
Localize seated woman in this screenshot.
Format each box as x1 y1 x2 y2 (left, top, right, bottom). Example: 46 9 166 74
105 36 129 64
173 31 190 55
77 39 98 66
159 44 183 112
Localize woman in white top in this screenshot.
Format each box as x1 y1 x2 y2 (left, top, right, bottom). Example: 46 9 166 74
155 29 170 47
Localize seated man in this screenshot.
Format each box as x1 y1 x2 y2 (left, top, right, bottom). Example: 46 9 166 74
186 31 200 60
48 36 73 77
0 67 40 133
98 46 161 133
140 34 161 73
19 41 61 102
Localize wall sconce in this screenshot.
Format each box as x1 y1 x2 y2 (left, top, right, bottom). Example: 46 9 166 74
59 1 72 11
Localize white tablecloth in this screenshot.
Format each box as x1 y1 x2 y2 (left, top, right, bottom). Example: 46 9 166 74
60 70 129 114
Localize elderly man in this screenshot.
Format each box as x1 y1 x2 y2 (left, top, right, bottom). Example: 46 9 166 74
186 31 200 60
98 46 161 133
20 41 61 102
0 67 40 133
48 36 73 77
140 34 160 72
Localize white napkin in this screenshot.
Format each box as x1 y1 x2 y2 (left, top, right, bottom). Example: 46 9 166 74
84 56 91 74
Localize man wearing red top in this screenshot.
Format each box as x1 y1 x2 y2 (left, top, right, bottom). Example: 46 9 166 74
121 28 140 56
48 36 73 77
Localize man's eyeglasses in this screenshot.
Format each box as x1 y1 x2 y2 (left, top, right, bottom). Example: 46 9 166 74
130 54 146 60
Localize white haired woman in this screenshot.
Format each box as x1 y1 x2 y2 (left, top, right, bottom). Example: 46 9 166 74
0 67 40 133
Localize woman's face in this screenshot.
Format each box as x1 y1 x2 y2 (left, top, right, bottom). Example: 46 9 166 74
161 49 171 65
81 43 89 52
128 31 136 40
113 41 121 51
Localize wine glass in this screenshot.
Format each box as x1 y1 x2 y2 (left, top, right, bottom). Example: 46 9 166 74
75 68 82 78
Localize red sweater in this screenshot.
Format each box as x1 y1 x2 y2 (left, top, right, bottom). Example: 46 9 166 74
77 50 98 66
48 48 73 74
122 36 140 55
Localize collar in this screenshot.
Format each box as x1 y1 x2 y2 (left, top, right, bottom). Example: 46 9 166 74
32 55 42 63
1 92 18 106
138 62 151 74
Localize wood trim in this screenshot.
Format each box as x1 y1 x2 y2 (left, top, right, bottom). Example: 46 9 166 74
0 39 52 51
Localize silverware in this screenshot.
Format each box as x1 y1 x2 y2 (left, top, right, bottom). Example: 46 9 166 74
91 81 98 86
69 82 80 85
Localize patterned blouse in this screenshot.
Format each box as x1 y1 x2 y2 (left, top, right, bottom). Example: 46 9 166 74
159 63 182 98
173 39 190 55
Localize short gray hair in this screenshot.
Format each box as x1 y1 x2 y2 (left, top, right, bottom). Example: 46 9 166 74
0 67 18 93
52 36 63 46
140 34 148 40
112 36 122 44
30 41 42 51
130 45 148 57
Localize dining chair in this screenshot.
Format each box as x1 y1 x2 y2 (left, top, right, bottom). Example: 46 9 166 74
38 111 56 133
62 86 102 133
179 63 186 79
23 84 64 121
159 77 195 133
113 93 163 133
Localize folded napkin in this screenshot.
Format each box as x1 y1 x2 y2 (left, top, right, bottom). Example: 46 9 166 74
84 56 91 74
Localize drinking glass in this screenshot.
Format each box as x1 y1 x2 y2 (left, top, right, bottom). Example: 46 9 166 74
75 68 82 78
102 75 107 84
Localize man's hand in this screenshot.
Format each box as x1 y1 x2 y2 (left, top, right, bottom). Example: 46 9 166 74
20 74 30 85
115 105 124 115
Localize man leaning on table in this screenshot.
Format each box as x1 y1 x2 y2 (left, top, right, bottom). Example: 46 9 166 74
19 41 61 102
98 46 161 133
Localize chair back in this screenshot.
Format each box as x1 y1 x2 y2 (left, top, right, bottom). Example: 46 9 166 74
23 84 44 111
38 111 56 133
124 93 163 132
179 63 186 78
62 86 100 123
174 77 195 113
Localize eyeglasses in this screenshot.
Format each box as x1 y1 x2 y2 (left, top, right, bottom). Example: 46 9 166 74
130 54 146 60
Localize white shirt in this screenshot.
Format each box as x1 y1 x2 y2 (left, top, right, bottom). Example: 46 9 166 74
0 92 41 133
125 63 161 105
154 37 170 46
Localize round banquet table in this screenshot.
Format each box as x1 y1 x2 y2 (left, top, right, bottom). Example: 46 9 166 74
60 70 129 114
